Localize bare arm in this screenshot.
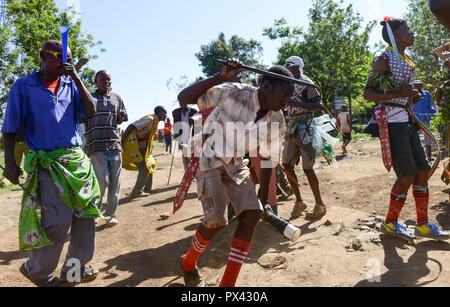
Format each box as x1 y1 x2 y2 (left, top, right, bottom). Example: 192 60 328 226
177 59 245 105
258 163 273 203
2 133 20 184
363 58 413 102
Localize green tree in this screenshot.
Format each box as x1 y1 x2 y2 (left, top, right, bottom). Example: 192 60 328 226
263 0 375 121
403 0 450 92
195 32 264 78
0 0 105 117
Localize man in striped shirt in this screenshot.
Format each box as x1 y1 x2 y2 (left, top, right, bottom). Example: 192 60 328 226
84 70 128 226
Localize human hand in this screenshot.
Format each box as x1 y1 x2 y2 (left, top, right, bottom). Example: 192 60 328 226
398 83 413 98
59 62 79 80
117 110 127 124
411 89 423 105
218 58 245 82
2 162 20 185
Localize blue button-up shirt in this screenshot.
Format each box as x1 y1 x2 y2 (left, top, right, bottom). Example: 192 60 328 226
412 90 435 123
1 70 88 151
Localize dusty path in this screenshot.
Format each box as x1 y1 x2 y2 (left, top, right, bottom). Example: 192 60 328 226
0 139 449 287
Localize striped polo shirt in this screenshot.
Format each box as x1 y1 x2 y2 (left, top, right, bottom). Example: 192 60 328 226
84 91 128 156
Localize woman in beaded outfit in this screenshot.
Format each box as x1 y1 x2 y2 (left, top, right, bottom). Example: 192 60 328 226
363 18 449 242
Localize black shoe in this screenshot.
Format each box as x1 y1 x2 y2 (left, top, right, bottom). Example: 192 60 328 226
177 257 205 287
60 265 99 284
20 263 61 287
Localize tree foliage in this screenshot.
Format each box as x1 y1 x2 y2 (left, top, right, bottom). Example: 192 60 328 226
195 32 264 78
263 0 375 112
403 0 450 92
0 0 104 117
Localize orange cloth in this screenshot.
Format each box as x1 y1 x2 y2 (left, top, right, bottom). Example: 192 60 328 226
41 78 60 96
164 122 172 135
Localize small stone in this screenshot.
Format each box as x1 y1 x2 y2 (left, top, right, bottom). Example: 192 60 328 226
206 275 220 286
332 221 345 236
351 239 362 251
370 234 382 244
357 225 372 232
404 219 416 226
324 220 332 226
159 214 170 220
257 254 286 269
366 222 376 228
375 216 385 223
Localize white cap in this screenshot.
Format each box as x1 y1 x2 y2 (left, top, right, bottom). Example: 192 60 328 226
285 56 304 74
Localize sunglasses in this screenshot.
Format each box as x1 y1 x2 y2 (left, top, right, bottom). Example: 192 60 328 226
44 50 72 63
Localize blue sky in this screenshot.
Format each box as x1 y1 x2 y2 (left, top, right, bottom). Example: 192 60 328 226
54 0 409 129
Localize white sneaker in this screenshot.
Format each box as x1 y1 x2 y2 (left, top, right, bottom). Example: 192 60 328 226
106 217 119 227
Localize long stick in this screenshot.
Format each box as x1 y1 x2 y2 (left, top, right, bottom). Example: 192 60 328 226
167 151 174 186
217 59 321 90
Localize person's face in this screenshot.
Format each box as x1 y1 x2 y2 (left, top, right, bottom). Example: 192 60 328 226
285 64 300 79
180 103 188 111
40 43 73 77
414 83 423 92
159 111 167 121
96 72 112 94
395 23 415 47
261 81 294 111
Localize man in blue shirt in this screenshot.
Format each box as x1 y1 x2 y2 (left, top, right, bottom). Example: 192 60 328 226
2 40 100 287
413 80 436 161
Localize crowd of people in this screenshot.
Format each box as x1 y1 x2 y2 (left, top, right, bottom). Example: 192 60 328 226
1 14 450 288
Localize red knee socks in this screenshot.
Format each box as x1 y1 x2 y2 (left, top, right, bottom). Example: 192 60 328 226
412 185 429 226
182 230 211 272
219 237 251 287
385 189 407 224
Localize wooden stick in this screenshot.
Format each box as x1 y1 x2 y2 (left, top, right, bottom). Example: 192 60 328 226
217 59 321 90
167 152 174 186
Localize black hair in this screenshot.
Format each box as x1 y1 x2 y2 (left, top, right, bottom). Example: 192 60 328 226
94 70 109 82
380 18 407 45
154 105 167 116
261 65 294 87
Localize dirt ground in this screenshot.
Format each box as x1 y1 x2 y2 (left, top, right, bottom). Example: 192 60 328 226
0 138 449 287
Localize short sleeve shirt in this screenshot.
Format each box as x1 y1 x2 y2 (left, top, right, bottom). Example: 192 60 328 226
1 70 87 152
286 75 319 117
197 82 285 184
84 91 128 155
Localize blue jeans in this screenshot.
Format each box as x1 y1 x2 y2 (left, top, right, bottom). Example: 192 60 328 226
89 151 122 218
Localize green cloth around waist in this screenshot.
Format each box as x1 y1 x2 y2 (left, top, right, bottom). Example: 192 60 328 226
19 146 101 251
